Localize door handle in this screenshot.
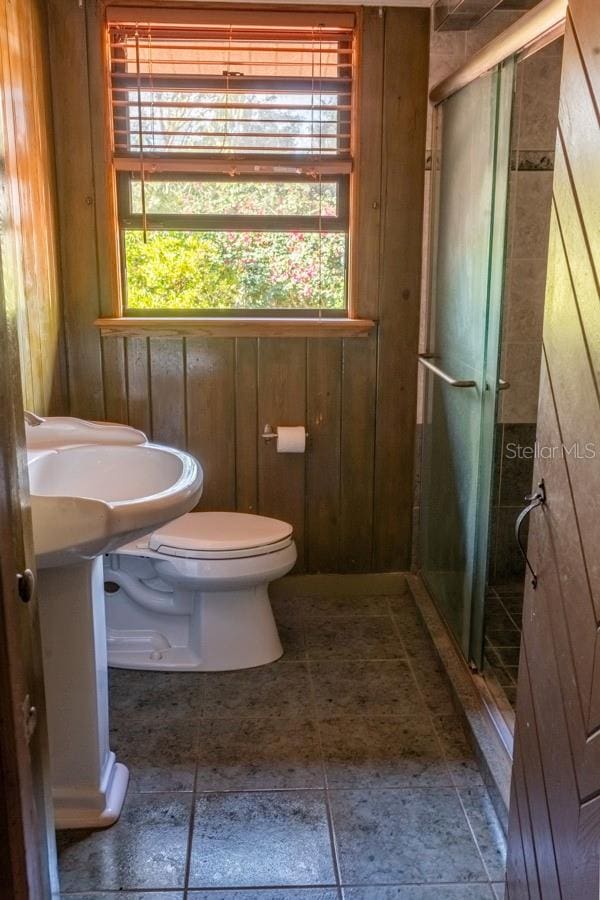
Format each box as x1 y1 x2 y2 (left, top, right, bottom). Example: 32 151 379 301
418 354 477 388
515 480 546 589
16 568 35 603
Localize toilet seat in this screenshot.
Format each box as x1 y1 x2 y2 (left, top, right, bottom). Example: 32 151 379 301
148 511 294 561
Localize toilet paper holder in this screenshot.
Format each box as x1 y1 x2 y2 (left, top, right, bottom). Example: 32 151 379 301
261 424 309 441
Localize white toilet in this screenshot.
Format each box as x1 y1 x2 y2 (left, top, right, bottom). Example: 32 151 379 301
104 511 296 672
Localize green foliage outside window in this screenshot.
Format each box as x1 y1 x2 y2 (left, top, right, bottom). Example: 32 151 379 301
123 179 347 311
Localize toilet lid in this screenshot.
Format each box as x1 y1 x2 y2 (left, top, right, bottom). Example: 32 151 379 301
149 512 293 555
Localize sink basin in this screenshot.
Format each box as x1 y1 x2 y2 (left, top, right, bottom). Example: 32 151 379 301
29 442 203 567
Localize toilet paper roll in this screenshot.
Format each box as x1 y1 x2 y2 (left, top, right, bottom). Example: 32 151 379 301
276 426 306 453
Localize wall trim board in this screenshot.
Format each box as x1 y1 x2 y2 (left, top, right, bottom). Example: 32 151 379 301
95 317 376 338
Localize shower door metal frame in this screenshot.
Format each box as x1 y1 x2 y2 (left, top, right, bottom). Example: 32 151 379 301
420 58 515 669
469 60 515 669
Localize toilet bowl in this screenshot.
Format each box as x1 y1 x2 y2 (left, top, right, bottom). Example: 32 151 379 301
104 511 296 671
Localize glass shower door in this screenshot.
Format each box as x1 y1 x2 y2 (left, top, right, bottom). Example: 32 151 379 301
419 61 514 666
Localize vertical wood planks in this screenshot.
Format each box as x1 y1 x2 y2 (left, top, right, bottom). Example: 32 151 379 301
0 0 67 417
149 339 186 449
306 338 342 572
6 0 44 414
340 331 378 570
353 7 384 321
257 338 307 569
30 0 66 416
373 8 430 571
85 2 121 319
186 338 236 510
235 338 259 513
0 0 35 412
125 337 151 435
101 336 127 424
47 0 104 418
338 8 383 572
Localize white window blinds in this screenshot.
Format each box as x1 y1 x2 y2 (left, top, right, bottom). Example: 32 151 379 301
107 7 355 174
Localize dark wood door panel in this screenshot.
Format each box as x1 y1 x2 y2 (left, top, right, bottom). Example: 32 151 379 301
512 657 561 896
525 357 600 795
507 2 600 896
531 360 595 741
509 743 545 899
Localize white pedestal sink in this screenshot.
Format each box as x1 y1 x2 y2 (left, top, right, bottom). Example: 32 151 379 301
27 419 203 828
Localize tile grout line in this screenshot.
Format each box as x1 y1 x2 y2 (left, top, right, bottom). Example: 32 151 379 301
388 601 466 792
455 784 501 886
304 639 344 892
498 593 522 633
397 586 507 884
183 708 204 895
60 879 501 895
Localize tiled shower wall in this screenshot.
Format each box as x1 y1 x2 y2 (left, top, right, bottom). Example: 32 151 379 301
488 38 563 584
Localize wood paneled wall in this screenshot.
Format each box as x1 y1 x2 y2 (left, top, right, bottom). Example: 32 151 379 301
47 3 430 573
506 0 600 894
0 0 67 416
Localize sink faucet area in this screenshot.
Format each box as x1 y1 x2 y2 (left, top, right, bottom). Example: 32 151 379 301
27 416 203 828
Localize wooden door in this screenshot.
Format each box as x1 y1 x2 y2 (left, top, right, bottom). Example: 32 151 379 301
0 193 56 896
506 1 600 896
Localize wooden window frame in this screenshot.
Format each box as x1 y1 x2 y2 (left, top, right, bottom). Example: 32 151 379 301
116 170 351 319
94 3 376 338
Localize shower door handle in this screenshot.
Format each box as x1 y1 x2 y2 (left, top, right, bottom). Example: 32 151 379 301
418 354 477 388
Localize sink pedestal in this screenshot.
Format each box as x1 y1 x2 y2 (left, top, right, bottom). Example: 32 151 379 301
38 557 129 829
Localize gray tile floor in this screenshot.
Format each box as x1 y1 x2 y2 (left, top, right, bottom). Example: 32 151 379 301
57 586 506 899
484 585 524 708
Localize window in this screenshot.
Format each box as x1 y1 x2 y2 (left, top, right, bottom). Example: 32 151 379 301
108 7 356 316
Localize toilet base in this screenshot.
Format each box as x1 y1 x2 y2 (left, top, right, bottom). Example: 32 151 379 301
108 643 283 671
107 584 284 672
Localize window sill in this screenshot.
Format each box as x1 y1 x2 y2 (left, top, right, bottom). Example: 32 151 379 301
94 317 376 339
